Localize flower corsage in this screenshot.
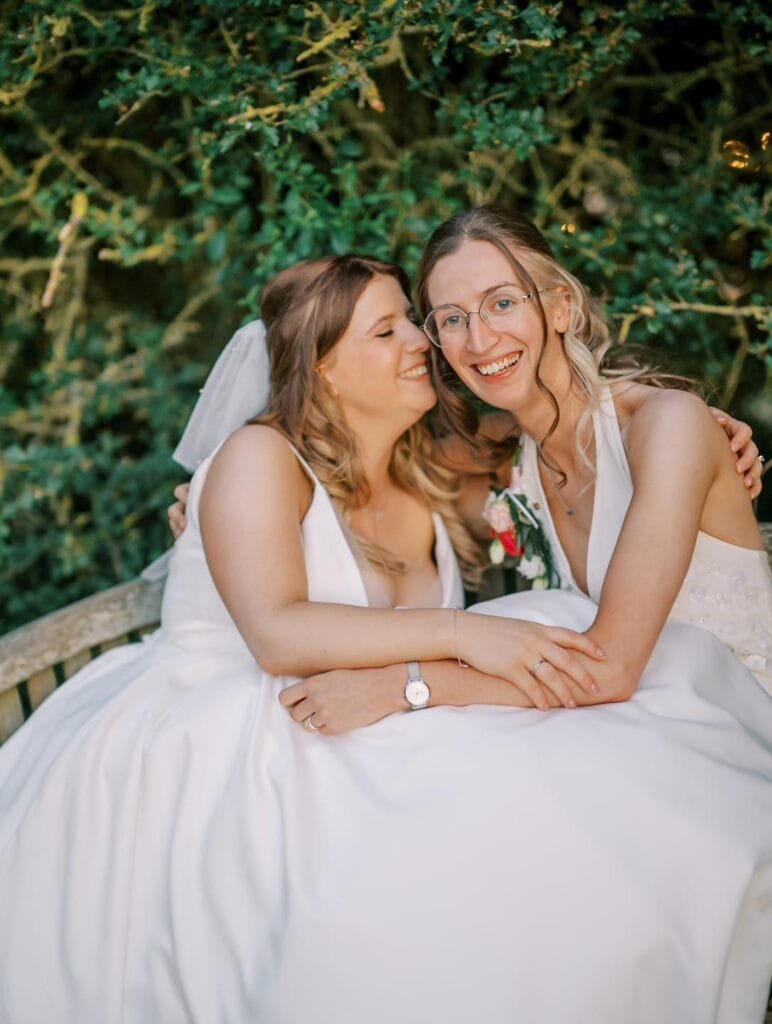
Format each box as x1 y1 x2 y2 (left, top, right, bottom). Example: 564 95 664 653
482 450 560 591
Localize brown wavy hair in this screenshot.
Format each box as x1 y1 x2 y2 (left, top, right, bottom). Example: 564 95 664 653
256 254 482 583
415 205 698 482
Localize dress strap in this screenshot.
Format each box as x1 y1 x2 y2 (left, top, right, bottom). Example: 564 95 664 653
583 385 634 601
283 441 321 489
595 385 632 487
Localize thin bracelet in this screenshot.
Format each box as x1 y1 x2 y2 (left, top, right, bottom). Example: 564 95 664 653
451 606 469 669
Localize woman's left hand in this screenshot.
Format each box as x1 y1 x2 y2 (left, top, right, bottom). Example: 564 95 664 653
279 666 404 735
709 408 763 498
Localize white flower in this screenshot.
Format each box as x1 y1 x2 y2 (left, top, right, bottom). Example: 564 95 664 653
489 538 506 565
516 553 546 580
483 495 514 534
532 577 549 590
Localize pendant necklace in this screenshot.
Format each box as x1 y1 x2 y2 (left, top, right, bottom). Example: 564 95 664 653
543 466 576 518
552 485 575 518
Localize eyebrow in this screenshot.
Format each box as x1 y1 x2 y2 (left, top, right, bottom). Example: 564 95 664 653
480 280 525 297
367 301 414 333
368 314 392 333
432 281 525 309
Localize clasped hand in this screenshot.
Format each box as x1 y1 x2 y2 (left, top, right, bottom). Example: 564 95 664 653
279 614 606 735
454 612 605 711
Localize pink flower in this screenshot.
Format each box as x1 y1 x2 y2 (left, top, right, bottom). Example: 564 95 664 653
483 496 514 534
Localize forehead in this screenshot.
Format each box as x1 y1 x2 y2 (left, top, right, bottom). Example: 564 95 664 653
427 239 528 306
346 273 409 329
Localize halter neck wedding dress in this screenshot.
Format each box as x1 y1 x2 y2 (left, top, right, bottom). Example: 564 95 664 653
0 414 770 1024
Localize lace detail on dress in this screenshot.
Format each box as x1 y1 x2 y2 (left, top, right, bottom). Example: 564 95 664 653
669 532 772 691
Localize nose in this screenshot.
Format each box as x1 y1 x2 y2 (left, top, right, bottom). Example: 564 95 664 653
405 320 430 353
465 311 498 355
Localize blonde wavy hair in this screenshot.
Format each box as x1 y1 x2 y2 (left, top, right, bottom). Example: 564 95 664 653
256 254 483 585
416 206 698 483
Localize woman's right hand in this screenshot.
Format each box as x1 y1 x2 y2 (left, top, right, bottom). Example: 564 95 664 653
167 483 190 539
456 611 605 711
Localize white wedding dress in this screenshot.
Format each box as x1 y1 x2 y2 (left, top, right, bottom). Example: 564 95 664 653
1 403 771 1024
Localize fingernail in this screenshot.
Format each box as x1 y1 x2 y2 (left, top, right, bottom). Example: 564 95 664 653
596 646 606 658
568 699 577 709
591 683 601 695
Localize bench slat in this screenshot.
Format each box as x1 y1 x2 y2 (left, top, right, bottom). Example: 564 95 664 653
0 577 164 695
26 666 58 712
0 688 24 741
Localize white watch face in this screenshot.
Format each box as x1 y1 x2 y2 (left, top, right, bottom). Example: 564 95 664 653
405 679 430 709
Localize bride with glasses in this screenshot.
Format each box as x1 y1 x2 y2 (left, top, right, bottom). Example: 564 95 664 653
0 212 769 1024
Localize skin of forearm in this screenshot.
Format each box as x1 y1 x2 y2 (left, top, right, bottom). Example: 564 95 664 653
423 660 535 708
558 615 652 706
253 603 458 676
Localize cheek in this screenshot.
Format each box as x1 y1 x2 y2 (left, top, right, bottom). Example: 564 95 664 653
335 348 397 406
438 346 468 381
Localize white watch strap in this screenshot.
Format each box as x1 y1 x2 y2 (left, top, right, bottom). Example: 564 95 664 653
406 661 422 683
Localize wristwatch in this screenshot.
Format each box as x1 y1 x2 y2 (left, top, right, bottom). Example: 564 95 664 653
404 661 430 710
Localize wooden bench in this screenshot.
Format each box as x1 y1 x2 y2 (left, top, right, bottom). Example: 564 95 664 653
1 524 771 745
0 576 164 743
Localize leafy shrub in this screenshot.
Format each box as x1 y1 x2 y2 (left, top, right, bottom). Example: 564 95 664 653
0 0 769 629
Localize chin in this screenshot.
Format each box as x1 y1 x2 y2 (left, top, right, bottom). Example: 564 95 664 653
400 398 435 431
468 373 531 412
405 385 437 414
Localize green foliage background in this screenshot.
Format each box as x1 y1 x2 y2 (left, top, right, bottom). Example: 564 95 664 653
1 0 770 631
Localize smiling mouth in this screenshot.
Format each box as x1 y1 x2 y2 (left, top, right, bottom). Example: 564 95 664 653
399 363 429 380
474 352 522 377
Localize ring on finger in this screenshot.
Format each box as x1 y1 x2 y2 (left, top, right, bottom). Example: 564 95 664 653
528 658 545 677
304 715 320 732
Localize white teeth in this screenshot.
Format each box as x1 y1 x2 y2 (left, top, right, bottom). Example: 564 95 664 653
400 364 428 379
477 354 521 376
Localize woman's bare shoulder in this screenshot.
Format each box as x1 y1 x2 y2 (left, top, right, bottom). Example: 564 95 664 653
610 380 710 434
205 424 311 512
614 383 725 473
